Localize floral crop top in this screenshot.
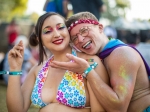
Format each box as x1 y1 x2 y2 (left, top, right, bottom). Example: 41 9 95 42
31 48 97 108
31 49 86 108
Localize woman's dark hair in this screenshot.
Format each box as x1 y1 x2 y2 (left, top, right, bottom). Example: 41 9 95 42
29 12 65 65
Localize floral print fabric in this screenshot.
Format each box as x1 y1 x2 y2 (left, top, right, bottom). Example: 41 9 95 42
31 48 86 108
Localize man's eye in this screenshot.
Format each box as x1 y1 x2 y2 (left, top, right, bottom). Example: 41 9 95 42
72 36 78 42
81 28 88 33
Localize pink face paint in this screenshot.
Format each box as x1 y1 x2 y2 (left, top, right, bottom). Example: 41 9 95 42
43 26 53 34
56 23 66 30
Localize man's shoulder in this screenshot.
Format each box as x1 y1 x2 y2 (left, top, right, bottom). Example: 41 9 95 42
110 46 138 56
106 46 141 66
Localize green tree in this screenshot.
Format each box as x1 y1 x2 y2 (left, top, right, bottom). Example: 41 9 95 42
0 0 28 22
102 0 130 23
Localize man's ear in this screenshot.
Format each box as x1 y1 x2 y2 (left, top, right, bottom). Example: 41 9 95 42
98 24 104 33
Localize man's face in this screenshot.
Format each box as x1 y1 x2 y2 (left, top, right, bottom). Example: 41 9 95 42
70 23 102 55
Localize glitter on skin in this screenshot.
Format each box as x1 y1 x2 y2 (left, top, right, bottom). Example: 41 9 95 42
43 27 53 34
119 66 128 80
118 85 127 95
56 23 66 29
119 65 133 83
117 65 132 96
42 23 66 34
109 96 118 102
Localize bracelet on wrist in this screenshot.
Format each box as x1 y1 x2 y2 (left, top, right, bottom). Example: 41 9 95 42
9 71 22 75
0 71 22 75
82 62 98 78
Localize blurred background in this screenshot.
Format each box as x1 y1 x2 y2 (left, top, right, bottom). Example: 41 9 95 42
0 0 150 112
0 0 150 54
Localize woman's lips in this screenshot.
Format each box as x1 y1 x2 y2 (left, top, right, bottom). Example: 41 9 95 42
52 39 63 44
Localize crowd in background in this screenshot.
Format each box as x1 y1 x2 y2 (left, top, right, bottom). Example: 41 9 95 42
0 0 150 89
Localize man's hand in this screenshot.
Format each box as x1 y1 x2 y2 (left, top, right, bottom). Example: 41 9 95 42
50 53 89 74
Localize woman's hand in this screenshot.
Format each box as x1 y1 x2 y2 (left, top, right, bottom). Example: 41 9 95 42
8 40 24 71
50 53 89 74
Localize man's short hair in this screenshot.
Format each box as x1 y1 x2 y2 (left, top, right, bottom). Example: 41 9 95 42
66 12 98 28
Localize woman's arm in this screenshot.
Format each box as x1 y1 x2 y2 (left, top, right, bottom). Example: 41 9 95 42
6 41 38 112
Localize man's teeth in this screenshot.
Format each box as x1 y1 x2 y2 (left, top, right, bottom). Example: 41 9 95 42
82 41 92 48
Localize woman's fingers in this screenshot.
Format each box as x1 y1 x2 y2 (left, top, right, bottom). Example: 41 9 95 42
9 41 24 58
14 49 22 58
9 49 22 58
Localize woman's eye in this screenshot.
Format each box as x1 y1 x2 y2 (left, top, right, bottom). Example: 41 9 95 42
44 30 52 34
58 26 65 30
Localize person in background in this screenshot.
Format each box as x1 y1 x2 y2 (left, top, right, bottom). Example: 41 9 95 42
136 31 150 66
65 0 106 20
6 12 109 112
50 12 150 112
3 35 37 85
104 25 117 39
5 19 20 50
43 0 68 18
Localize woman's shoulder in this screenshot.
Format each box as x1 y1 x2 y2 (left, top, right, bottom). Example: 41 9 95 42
29 63 44 77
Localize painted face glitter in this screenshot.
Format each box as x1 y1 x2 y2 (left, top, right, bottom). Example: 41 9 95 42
43 27 53 34
42 23 66 34
56 23 66 30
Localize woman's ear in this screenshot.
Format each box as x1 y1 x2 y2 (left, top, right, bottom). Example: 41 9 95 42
36 37 39 43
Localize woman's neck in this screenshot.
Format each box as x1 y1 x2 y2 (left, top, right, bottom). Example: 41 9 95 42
52 46 72 62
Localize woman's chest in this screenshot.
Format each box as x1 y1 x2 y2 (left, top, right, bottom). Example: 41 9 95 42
41 70 90 107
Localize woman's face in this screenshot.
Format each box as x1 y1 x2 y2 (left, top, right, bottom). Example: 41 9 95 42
41 15 70 53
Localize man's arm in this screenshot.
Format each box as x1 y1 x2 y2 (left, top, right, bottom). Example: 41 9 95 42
50 47 141 111
86 47 141 112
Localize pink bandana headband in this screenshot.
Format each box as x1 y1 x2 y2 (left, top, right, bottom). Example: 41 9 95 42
68 19 99 32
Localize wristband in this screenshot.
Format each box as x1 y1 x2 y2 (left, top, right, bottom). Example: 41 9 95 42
9 71 22 75
0 71 22 75
82 62 98 78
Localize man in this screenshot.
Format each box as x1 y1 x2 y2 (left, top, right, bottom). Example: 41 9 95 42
50 12 150 112
43 0 68 18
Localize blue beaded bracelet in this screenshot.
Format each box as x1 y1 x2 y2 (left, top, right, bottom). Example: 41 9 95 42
0 71 22 75
82 62 98 78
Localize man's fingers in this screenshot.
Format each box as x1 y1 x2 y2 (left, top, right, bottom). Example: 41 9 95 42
66 53 84 63
51 61 69 68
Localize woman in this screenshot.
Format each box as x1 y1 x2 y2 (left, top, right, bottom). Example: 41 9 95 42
6 12 109 112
